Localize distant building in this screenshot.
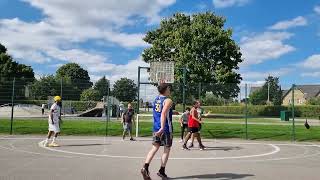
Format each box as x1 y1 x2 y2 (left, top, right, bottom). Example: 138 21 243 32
282 85 320 105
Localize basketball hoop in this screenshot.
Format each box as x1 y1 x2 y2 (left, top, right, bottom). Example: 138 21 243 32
149 61 174 84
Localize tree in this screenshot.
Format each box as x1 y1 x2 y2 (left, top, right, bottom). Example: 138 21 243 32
29 75 60 100
80 88 100 101
0 43 35 103
307 97 320 105
56 63 93 92
93 76 110 98
112 78 137 102
249 76 282 105
142 12 242 99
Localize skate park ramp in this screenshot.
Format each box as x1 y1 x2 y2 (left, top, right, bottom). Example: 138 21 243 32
0 104 42 118
78 102 104 117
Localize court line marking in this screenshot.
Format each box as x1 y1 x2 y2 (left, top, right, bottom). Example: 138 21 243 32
2 137 320 161
37 140 280 160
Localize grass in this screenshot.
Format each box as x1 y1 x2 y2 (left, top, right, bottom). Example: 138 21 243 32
1 118 320 142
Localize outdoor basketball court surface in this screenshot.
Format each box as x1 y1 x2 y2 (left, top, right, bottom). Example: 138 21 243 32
0 135 319 180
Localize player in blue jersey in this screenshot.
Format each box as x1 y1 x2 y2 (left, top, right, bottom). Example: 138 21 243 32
141 83 173 180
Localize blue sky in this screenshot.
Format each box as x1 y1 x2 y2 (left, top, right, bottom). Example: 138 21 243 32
1 0 320 90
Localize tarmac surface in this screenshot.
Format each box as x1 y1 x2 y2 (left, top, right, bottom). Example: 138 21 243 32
0 135 319 180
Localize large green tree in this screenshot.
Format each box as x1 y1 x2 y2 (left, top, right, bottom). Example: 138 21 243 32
112 78 137 102
249 76 282 105
0 43 35 104
29 75 60 100
56 63 93 92
80 88 100 101
142 12 242 100
55 63 93 100
93 76 110 98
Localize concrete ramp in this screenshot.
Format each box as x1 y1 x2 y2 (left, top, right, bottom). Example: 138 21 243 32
78 102 104 117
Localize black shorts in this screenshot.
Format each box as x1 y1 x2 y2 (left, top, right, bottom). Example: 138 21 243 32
152 133 173 147
188 127 199 133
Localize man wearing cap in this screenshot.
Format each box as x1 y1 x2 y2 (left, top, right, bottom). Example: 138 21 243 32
43 96 62 147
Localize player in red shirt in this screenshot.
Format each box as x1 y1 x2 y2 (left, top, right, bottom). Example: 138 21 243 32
182 100 205 150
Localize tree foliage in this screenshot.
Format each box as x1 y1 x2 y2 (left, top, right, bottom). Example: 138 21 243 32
80 88 100 101
142 12 242 99
29 75 60 100
0 43 35 104
93 76 109 98
249 76 282 105
56 63 93 92
112 78 137 102
307 97 320 105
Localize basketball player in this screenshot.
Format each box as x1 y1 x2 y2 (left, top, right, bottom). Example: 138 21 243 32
182 100 205 151
141 83 173 180
43 96 62 147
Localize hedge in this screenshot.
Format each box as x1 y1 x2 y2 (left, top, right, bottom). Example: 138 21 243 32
176 104 320 118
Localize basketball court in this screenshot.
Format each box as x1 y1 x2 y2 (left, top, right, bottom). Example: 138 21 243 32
0 135 319 180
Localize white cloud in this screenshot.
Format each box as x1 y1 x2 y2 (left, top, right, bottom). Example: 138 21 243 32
301 72 320 77
314 5 320 14
299 54 320 69
212 0 250 8
268 16 308 30
0 0 176 84
240 32 295 66
241 68 292 81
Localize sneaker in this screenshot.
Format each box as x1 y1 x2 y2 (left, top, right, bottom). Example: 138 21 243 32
157 171 168 179
43 141 49 147
49 142 59 147
182 144 190 150
179 139 183 143
140 168 151 180
188 143 194 148
199 145 205 151
130 138 135 141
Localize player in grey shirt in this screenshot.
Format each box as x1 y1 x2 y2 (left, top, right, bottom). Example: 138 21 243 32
179 107 190 142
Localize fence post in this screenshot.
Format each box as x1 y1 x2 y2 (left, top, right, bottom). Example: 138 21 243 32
291 84 296 142
106 84 111 137
182 67 186 112
245 84 248 140
10 77 15 135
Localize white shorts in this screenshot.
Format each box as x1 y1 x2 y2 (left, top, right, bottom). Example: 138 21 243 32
49 123 60 133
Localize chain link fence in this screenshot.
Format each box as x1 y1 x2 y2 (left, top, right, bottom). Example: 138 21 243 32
1 77 320 141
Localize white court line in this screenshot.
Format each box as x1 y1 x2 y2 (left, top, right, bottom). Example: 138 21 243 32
1 137 320 147
215 140 320 161
38 140 280 160
2 137 320 161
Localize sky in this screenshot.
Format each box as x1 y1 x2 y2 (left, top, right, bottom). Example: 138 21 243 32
1 0 320 94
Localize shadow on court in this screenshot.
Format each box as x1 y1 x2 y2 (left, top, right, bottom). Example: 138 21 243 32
201 146 242 151
62 143 110 147
171 173 254 179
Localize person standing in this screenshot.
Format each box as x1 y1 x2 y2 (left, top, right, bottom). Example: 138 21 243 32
41 103 46 115
179 107 190 142
118 102 124 120
43 96 62 147
122 103 135 141
182 100 205 151
141 83 173 180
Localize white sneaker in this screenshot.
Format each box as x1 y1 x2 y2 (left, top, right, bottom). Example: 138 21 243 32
179 139 183 143
43 141 49 147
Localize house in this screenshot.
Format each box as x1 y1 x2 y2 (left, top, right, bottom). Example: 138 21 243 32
282 85 320 105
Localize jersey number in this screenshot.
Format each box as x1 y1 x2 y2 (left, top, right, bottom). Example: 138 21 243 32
155 103 161 112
